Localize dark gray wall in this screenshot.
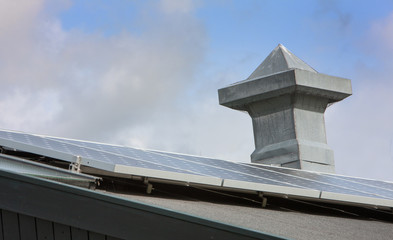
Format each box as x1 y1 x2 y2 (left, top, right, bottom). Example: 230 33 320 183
0 209 120 240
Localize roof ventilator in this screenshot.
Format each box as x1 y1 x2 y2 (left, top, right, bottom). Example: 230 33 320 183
218 44 352 173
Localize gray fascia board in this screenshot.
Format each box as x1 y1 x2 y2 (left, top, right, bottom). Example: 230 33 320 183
114 164 223 186
0 169 287 240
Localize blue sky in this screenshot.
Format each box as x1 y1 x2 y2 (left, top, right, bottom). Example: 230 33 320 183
59 0 392 78
1 0 393 181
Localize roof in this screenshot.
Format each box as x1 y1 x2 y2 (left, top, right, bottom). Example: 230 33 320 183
0 130 392 240
1 165 392 240
105 186 393 240
0 168 283 240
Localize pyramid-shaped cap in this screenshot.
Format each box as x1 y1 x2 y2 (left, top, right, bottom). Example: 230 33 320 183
247 44 317 80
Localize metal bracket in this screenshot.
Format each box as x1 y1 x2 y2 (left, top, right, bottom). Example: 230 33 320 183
258 192 268 208
144 177 154 194
69 156 82 173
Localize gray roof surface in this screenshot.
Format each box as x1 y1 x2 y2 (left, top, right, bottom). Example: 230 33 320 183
99 186 393 240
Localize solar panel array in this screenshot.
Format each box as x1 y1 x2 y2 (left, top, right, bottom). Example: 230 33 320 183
0 129 392 208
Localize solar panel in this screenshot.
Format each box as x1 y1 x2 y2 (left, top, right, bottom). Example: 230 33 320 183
246 164 393 198
0 129 392 209
0 130 222 186
48 137 317 196
152 151 393 204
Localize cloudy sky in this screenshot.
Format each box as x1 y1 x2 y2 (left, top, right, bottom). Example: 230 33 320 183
1 0 393 181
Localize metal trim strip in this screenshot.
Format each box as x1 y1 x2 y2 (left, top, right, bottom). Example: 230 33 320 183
223 179 321 198
114 164 223 186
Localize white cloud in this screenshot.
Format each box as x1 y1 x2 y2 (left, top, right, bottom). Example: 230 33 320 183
159 0 196 14
370 12 393 53
115 93 254 162
0 0 250 165
0 88 60 130
1 1 392 183
326 11 393 181
0 0 209 145
326 81 393 181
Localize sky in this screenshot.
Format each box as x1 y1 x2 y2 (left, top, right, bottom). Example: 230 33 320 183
0 0 393 181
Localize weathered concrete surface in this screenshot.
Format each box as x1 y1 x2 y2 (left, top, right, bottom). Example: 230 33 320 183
218 44 352 173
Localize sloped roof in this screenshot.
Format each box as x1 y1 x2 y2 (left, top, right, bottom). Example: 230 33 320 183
99 179 393 240
1 144 393 240
0 168 284 240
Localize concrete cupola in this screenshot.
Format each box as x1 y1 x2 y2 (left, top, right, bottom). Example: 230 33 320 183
218 44 352 173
